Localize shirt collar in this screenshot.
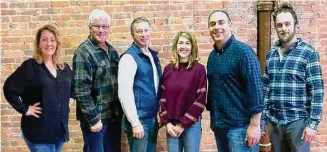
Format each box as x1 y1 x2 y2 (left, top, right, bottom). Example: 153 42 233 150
132 42 158 56
87 35 110 51
213 35 235 54
274 38 303 55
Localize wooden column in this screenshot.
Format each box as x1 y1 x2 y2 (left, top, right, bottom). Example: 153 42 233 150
257 1 275 152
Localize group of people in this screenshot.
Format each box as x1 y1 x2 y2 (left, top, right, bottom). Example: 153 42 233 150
3 2 324 152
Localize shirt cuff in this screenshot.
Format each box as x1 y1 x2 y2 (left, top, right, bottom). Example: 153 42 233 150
306 119 319 130
87 114 101 126
249 105 264 116
130 119 141 128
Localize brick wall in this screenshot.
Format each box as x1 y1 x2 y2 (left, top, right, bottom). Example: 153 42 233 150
1 0 327 152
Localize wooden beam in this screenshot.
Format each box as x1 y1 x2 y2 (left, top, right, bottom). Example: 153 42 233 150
257 0 275 151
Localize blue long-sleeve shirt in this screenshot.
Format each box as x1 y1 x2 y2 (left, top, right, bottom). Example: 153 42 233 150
263 38 324 130
207 35 264 129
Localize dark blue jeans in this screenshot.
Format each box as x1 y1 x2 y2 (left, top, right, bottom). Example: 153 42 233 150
167 118 202 152
123 117 158 152
213 125 260 152
268 119 310 152
23 133 64 152
80 120 121 152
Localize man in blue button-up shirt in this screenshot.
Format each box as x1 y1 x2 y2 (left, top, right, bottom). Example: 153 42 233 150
263 3 324 152
206 10 264 152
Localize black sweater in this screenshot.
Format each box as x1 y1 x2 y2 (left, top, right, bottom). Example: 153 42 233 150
3 58 74 143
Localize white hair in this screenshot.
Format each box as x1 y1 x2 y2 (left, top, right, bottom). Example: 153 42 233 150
88 9 110 26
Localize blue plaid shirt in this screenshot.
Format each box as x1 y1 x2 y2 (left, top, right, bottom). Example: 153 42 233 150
207 35 264 129
263 38 324 130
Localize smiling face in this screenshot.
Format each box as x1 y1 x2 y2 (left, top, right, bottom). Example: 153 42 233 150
89 18 110 45
132 22 151 48
39 30 57 58
209 11 232 46
275 12 296 45
177 36 192 62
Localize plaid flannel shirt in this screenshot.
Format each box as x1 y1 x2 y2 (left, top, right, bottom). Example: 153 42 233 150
263 38 324 130
73 36 119 126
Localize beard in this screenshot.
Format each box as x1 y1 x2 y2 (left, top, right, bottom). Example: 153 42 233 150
278 28 296 44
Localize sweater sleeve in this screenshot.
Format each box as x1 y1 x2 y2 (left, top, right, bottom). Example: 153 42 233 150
3 59 33 115
159 65 170 126
118 54 141 127
179 65 207 128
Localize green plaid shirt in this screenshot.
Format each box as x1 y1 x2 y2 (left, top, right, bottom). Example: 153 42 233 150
73 36 119 126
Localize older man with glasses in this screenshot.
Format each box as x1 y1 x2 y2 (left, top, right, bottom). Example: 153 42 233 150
73 9 122 152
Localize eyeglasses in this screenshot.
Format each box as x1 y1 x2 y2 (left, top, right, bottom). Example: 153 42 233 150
91 25 109 30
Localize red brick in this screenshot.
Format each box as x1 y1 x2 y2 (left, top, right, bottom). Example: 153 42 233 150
110 0 129 5
1 58 15 64
32 2 49 8
205 2 223 9
103 5 122 12
8 2 28 8
150 0 169 5
20 9 39 15
50 1 69 7
52 15 71 21
1 16 10 22
131 0 149 5
89 1 106 6
114 13 133 19
1 9 18 15
193 2 204 10
1 2 8 8
151 39 170 45
144 5 163 11
134 11 154 18
111 27 129 33
163 4 183 11
71 14 88 20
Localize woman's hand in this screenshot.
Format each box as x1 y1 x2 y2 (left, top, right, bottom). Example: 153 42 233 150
26 102 42 118
166 123 177 137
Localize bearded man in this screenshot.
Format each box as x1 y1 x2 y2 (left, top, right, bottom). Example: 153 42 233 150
263 3 324 152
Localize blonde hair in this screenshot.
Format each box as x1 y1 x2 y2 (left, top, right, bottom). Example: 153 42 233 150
33 24 64 70
172 31 198 69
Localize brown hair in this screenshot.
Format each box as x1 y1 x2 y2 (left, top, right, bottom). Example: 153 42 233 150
273 2 298 25
33 24 64 69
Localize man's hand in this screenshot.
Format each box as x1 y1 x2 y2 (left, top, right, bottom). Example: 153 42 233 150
133 123 144 139
302 127 317 144
174 124 184 137
246 124 261 147
166 123 177 137
26 102 42 118
90 120 103 133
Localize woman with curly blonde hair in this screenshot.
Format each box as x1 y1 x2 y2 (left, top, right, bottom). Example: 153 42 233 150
3 24 74 152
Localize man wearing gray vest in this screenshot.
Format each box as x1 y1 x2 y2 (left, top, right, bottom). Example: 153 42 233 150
118 17 162 152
